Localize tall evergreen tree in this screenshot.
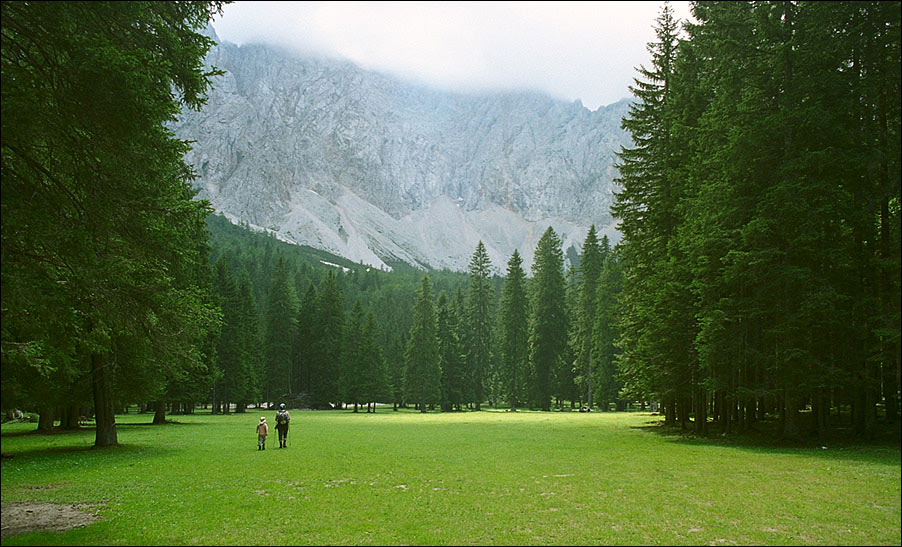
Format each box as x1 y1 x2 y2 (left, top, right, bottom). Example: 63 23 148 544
341 300 367 412
610 0 900 440
528 227 568 411
612 1 695 426
405 275 441 412
360 311 392 412
293 282 317 396
464 241 494 410
573 226 603 409
212 257 241 413
310 271 344 408
1 1 225 446
263 256 298 404
234 273 263 411
437 292 465 411
558 264 580 408
500 250 529 411
593 247 623 411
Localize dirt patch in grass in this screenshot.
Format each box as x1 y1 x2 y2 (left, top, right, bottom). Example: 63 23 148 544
0 502 102 539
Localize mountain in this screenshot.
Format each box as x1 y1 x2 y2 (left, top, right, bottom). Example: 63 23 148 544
172 28 631 272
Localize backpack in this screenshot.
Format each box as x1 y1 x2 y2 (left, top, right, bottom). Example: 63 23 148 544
277 410 290 425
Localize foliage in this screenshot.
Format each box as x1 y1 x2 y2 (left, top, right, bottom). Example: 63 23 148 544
405 276 441 411
528 227 568 411
1 1 226 445
613 0 901 438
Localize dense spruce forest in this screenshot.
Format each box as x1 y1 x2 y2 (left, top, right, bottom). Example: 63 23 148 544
613 2 900 440
203 214 614 417
1 1 899 449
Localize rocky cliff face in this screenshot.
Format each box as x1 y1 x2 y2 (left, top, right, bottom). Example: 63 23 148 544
172 30 630 272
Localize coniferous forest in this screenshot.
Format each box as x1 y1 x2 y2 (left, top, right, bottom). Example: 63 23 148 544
1 0 899 450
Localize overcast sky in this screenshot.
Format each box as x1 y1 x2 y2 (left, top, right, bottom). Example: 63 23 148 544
211 1 693 111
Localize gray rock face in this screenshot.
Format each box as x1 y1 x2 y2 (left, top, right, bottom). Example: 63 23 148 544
173 32 630 272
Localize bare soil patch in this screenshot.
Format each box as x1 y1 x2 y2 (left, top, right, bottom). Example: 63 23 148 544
0 502 102 539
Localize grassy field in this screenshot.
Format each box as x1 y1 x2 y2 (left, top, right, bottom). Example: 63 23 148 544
1 409 899 545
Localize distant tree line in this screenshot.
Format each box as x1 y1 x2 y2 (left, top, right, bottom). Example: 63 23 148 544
205 215 625 417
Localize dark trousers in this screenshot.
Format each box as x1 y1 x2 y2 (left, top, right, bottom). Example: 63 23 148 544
277 426 288 444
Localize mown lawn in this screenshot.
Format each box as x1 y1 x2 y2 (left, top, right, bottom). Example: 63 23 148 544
1 409 899 545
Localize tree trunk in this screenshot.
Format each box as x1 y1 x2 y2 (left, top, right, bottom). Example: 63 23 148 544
694 387 706 435
664 397 676 426
91 352 117 447
782 391 800 440
153 401 167 425
60 405 80 430
813 389 828 442
722 393 732 435
37 406 55 432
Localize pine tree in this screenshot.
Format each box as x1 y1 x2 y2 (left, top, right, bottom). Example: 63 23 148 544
1 1 225 446
405 275 441 412
310 271 344 408
464 241 494 410
235 273 263 411
360 311 392 412
293 282 318 396
500 250 529 411
593 248 623 411
558 264 580 408
341 300 367 412
573 226 603 409
529 227 568 411
437 292 465 411
612 1 695 426
264 256 298 405
213 257 241 413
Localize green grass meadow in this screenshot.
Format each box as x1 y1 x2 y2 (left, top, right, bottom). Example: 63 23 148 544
1 409 899 545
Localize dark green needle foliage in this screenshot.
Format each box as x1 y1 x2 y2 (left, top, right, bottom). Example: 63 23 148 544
1 1 226 445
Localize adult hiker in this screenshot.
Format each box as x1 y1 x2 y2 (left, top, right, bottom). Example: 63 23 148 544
275 403 291 448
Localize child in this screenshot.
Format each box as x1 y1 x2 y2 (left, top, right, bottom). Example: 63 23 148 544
256 416 268 450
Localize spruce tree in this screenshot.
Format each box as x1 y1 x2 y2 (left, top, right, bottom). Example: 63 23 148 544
612 1 694 426
263 256 298 405
310 271 344 408
593 249 623 411
464 241 494 410
293 282 318 396
405 275 441 412
341 300 367 412
1 1 224 446
235 273 263 411
437 292 465 411
361 311 392 412
500 250 529 411
574 226 603 409
213 257 241 413
528 227 567 411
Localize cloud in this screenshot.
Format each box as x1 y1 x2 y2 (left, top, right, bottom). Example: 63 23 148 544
212 1 693 110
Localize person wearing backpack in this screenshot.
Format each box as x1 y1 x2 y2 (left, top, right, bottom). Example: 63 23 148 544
274 403 291 448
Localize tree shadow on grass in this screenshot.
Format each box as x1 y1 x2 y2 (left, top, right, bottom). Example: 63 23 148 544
0 422 202 461
631 416 901 465
0 439 182 459
1 419 204 438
